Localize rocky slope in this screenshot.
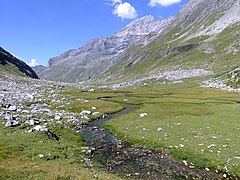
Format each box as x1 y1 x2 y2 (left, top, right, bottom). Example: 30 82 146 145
39 15 173 82
96 0 240 86
32 65 47 77
0 47 39 79
39 0 240 86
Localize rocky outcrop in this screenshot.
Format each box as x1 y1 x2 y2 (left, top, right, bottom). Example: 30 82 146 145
0 47 39 79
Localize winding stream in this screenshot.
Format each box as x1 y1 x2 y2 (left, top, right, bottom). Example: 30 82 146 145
80 104 223 179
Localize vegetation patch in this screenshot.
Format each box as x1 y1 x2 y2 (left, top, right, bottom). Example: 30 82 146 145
104 85 240 176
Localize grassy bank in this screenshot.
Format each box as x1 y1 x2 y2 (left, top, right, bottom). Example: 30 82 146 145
0 87 126 179
104 84 240 176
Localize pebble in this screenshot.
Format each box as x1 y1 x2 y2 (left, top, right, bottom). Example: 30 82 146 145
140 113 147 118
38 154 44 158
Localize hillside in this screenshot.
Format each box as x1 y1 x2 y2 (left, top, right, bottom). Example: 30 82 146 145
0 47 39 79
32 65 47 77
38 15 173 82
36 0 240 86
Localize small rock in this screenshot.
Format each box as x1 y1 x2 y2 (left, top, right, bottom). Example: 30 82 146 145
205 167 210 171
207 144 216 149
182 160 188 166
179 144 185 147
8 105 17 111
5 120 19 127
79 120 89 125
102 114 107 118
140 113 147 118
80 110 92 115
157 127 163 132
33 125 48 132
25 119 39 126
38 154 44 158
54 115 61 121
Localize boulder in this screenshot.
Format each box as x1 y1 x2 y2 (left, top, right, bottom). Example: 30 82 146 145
5 120 20 127
8 105 17 111
80 110 92 115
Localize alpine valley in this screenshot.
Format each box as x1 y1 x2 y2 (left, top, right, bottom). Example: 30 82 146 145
34 0 240 89
1 0 240 179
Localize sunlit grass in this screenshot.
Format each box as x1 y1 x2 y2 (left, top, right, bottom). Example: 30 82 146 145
104 85 240 176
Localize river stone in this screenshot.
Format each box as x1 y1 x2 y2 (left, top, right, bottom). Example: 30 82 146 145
79 120 89 125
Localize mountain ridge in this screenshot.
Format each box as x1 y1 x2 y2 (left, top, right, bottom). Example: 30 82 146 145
38 0 240 85
39 15 173 82
0 47 39 79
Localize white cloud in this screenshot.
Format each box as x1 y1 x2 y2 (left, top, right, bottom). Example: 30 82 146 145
28 59 38 67
148 0 182 7
113 2 138 20
107 0 122 6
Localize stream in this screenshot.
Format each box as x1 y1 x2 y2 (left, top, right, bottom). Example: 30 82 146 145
80 104 223 179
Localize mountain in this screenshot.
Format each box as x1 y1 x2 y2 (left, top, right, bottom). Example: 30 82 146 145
39 15 173 82
0 47 39 79
32 65 47 77
39 0 240 85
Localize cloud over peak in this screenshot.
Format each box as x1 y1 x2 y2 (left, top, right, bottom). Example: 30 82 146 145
107 0 138 20
28 59 38 67
148 0 182 7
113 2 138 20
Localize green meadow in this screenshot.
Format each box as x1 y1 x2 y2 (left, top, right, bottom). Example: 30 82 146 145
104 83 240 177
1 82 240 178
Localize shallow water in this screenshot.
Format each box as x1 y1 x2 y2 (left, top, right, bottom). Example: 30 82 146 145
80 103 223 179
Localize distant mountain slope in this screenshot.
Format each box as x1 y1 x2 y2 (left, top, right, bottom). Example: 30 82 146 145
32 65 47 77
0 47 39 79
39 15 173 82
96 0 240 85
40 0 240 85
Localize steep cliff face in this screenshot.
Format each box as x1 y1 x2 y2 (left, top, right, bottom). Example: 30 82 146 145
41 0 240 84
40 15 173 82
0 47 39 79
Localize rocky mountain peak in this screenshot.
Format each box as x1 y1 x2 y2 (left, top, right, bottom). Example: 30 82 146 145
47 14 172 70
173 0 240 39
40 0 240 83
114 15 173 38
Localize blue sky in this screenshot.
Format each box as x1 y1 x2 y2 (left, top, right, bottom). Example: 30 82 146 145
0 0 189 66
